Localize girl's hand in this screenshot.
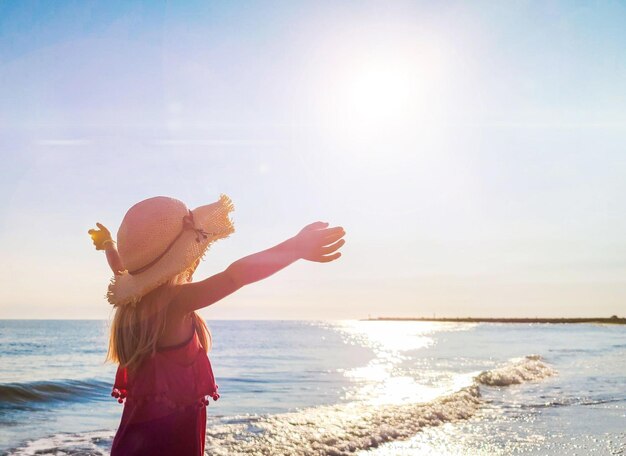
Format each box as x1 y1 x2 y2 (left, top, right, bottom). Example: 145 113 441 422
293 222 346 263
88 223 114 250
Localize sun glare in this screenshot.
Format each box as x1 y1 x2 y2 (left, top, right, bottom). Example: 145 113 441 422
318 40 446 134
347 62 418 123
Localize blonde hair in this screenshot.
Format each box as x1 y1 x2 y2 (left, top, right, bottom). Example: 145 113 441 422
106 272 212 372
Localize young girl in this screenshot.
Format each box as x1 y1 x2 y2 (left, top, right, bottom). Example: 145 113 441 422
88 194 345 456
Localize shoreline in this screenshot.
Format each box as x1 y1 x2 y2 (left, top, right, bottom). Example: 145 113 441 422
361 317 626 324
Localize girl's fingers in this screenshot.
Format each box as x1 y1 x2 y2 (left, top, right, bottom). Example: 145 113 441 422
319 238 345 255
310 221 329 230
321 226 344 235
307 226 344 242
322 230 346 245
314 252 341 263
301 221 328 233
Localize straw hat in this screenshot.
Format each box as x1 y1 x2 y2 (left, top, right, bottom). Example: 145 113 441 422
107 193 235 306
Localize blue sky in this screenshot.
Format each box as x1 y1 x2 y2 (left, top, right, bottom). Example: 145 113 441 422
1 1 625 319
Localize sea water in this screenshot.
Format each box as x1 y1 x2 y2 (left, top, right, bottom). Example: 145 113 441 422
0 320 624 455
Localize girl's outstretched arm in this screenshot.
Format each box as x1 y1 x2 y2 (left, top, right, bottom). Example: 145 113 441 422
104 243 125 276
171 222 346 314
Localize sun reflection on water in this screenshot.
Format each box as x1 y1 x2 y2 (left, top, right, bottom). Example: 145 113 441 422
334 321 476 405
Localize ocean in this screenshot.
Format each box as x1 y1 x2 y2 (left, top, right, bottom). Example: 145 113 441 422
0 320 624 455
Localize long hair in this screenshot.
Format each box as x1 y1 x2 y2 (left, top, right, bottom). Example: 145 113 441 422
106 271 212 372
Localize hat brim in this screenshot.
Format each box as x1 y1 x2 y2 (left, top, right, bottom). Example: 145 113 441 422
107 193 235 306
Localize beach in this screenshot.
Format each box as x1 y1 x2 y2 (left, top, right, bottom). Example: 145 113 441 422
1 319 625 455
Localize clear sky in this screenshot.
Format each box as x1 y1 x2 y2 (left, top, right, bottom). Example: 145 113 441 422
1 1 625 319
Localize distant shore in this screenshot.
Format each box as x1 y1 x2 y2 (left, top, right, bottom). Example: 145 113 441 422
362 316 626 324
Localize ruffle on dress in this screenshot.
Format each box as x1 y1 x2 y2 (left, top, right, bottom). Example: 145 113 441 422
111 329 220 414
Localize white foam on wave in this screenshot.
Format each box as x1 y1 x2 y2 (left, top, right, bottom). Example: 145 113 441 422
204 385 482 456
475 355 557 387
7 355 556 456
6 430 113 456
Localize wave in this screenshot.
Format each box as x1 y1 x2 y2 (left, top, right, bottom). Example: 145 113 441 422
474 355 556 387
201 356 557 455
0 378 110 405
202 385 482 456
1 430 114 456
2 386 482 456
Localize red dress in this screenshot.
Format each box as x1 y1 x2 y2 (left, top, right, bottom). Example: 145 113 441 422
110 324 220 456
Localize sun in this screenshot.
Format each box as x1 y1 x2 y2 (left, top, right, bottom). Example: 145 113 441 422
319 43 445 134
346 60 420 124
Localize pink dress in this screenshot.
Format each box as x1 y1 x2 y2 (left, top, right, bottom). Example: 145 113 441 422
110 323 220 456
